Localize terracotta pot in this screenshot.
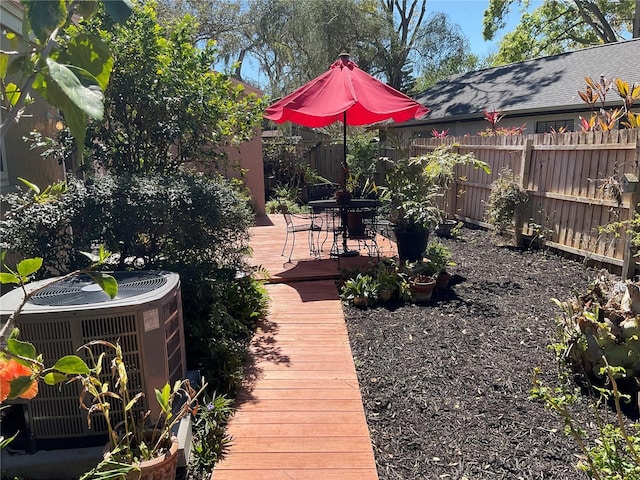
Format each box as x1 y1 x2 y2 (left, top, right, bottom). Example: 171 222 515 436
379 288 393 302
105 435 179 480
131 436 179 480
352 296 368 307
435 270 452 291
411 276 436 304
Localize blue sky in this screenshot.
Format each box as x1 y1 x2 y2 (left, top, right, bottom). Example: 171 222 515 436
427 0 526 57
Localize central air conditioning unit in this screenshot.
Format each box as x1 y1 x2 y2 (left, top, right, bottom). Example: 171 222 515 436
0 270 186 449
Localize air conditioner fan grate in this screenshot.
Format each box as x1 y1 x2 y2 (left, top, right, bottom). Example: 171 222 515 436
29 271 168 306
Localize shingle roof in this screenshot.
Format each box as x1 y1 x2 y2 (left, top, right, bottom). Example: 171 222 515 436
414 39 640 122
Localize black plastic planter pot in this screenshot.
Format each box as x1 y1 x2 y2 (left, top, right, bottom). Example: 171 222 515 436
395 228 429 263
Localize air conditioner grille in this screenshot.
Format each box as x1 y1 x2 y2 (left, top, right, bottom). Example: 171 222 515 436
19 320 74 365
29 271 167 306
81 315 137 340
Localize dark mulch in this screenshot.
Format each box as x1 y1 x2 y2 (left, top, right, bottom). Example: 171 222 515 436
344 226 609 480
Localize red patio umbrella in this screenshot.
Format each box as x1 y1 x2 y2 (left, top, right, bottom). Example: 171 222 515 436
265 53 429 185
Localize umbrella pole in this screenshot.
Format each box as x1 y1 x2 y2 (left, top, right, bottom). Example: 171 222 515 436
342 112 348 187
339 113 358 257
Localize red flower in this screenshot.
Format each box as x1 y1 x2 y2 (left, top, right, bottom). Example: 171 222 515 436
0 358 38 402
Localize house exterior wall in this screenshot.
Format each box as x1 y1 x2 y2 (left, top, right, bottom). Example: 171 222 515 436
404 111 592 139
224 126 266 215
1 0 65 194
222 82 265 215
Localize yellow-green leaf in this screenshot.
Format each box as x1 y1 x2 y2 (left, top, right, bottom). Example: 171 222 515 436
124 392 144 412
616 78 629 97
5 83 21 106
16 257 43 278
44 371 68 385
0 53 8 80
18 177 41 194
88 272 118 299
0 272 20 284
53 355 90 375
155 383 171 414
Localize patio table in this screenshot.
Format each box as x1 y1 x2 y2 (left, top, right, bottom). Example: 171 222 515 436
308 198 380 258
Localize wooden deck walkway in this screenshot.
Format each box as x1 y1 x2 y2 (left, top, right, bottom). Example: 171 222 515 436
211 214 384 480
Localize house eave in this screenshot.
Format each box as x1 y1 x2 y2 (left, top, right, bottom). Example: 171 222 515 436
1 0 24 33
398 102 628 128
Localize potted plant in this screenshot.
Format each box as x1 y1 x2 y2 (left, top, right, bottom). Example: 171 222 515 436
421 144 491 237
382 156 443 263
423 241 455 291
66 340 206 480
342 173 378 237
403 260 437 304
374 262 410 303
340 273 379 307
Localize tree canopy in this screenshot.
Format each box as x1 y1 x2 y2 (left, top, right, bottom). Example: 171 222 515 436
79 2 266 175
483 0 639 64
156 0 480 96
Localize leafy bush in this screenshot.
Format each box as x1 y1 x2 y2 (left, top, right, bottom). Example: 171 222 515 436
340 273 379 307
1 171 254 276
339 260 414 308
188 392 235 478
1 170 264 394
263 137 327 202
423 241 453 275
182 273 269 394
551 274 640 393
532 274 640 478
486 167 529 235
532 363 640 479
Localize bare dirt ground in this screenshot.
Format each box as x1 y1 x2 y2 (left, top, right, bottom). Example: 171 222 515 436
344 225 607 480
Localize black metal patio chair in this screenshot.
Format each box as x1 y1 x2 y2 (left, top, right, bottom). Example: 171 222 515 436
280 204 324 263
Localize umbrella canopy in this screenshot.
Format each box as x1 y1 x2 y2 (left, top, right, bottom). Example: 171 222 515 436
265 54 429 128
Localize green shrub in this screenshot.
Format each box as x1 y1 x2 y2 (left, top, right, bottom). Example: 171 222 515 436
423 241 454 275
532 364 640 479
1 171 265 394
183 273 269 394
1 171 254 276
532 276 640 479
188 392 235 477
79 2 266 176
551 276 640 392
486 167 528 235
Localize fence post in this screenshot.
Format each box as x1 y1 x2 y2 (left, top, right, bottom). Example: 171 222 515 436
514 137 533 245
518 137 533 189
621 136 640 279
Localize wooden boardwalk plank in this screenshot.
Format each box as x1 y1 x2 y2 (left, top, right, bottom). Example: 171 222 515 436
226 437 373 453
211 215 379 480
226 423 372 438
232 399 365 412
215 452 375 469
213 469 379 480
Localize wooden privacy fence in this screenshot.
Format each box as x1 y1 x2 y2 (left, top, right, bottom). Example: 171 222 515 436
412 129 640 276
